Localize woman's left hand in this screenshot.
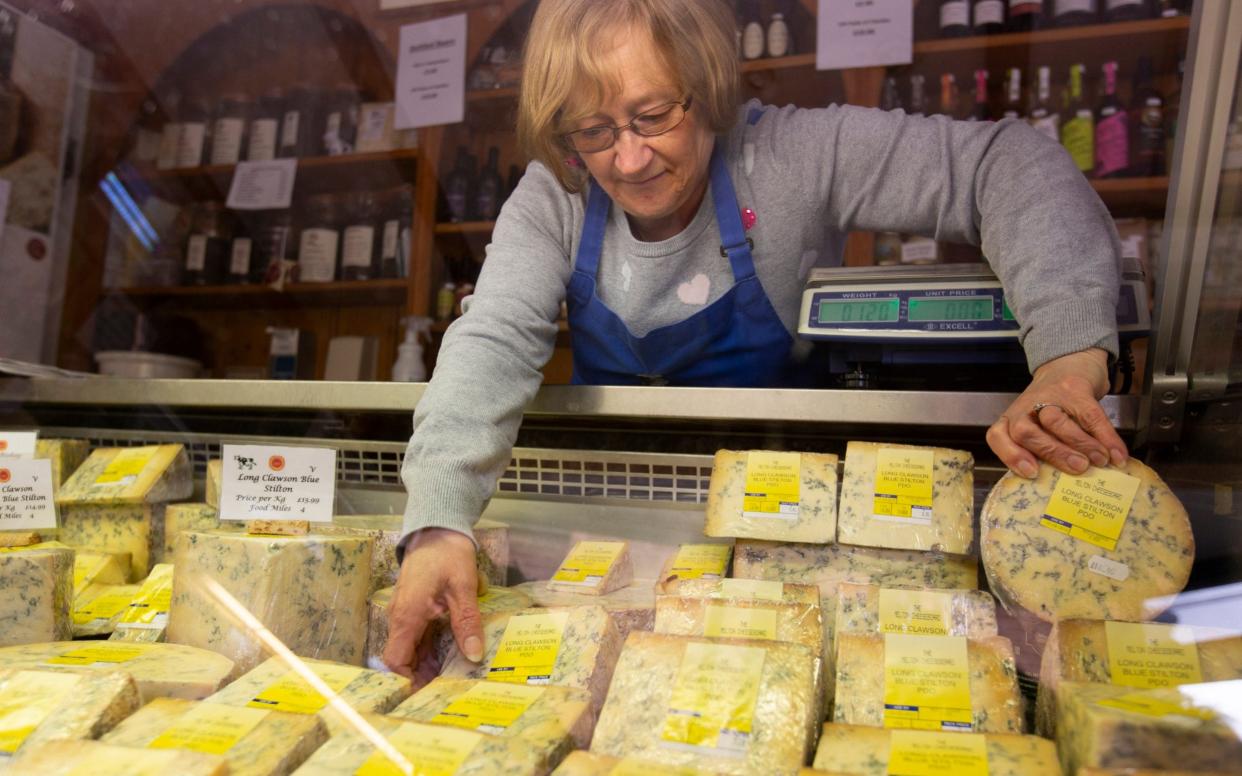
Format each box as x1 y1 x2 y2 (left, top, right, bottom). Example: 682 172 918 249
987 348 1129 478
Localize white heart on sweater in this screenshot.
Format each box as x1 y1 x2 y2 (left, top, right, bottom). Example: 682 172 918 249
677 273 711 306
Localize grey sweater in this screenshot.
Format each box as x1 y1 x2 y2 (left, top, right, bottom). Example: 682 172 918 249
400 99 1121 541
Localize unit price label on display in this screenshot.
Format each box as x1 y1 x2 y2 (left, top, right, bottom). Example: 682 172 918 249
0 459 57 531
219 444 336 523
0 431 37 459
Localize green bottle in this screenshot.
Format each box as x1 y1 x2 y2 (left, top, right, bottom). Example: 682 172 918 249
1061 64 1095 175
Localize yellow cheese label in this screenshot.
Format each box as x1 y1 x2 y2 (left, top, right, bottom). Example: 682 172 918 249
719 577 783 601
1095 690 1217 722
878 589 952 636
660 642 766 755
73 554 118 592
0 671 80 754
430 682 544 733
873 448 935 522
0 542 58 554
610 760 700 776
94 447 157 486
246 664 365 715
883 634 973 731
887 729 989 776
487 611 569 685
1039 468 1141 552
355 723 482 776
45 643 145 666
72 589 135 625
148 702 269 755
742 451 801 520
551 541 625 587
668 543 731 581
704 604 779 640
1105 621 1204 689
118 565 175 626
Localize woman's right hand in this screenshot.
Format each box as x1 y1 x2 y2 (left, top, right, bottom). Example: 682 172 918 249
382 527 485 685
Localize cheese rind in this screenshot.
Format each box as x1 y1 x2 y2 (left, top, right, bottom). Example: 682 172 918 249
34 438 89 494
205 459 222 509
0 669 140 757
513 580 656 643
101 697 328 776
704 450 839 543
832 633 1024 733
0 543 73 646
204 655 411 736
440 605 623 715
168 530 373 676
833 582 998 640
547 540 634 596
162 503 220 562
0 641 234 701
980 460 1193 622
6 739 227 775
319 515 403 593
732 539 978 597
810 723 1058 775
590 631 819 775
836 441 974 554
1055 681 1242 774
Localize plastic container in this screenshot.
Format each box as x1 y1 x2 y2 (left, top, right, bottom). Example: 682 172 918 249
95 351 202 378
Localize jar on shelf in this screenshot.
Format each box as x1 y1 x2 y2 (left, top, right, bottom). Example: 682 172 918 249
378 186 412 279
279 83 316 159
322 82 361 156
254 209 295 284
247 89 283 162
177 97 211 168
340 190 378 281
183 201 231 285
297 193 340 283
210 94 249 166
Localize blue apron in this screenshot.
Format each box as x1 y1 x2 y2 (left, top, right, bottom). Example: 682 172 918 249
566 144 793 386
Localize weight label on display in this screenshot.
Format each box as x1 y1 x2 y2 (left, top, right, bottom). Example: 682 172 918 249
1094 690 1216 723
551 541 625 588
430 682 543 734
660 642 765 756
488 611 569 685
873 448 934 523
883 634 973 731
0 459 57 532
219 444 336 523
878 589 952 636
742 451 801 521
355 723 481 776
1105 622 1203 689
1039 468 1140 551
0 431 37 459
227 159 297 210
719 578 783 601
0 671 81 756
668 544 730 582
887 729 989 776
247 664 364 715
148 703 269 755
44 643 145 667
94 447 157 487
72 589 134 627
1088 555 1130 581
704 604 778 640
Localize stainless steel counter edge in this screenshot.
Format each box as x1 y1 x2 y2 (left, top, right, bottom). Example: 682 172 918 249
0 377 1140 430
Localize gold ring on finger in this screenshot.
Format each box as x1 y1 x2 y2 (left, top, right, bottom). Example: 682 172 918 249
1030 402 1075 426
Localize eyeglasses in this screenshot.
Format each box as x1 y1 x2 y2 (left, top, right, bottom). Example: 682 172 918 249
561 97 693 154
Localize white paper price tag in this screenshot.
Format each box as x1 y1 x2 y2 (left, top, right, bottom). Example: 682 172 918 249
0 430 38 458
219 444 336 523
0 459 58 531
817 0 912 71
226 159 298 210
395 14 467 129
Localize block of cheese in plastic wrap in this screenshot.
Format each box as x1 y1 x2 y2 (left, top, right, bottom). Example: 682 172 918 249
981 460 1193 623
1054 681 1242 775
440 605 623 716
291 714 546 775
655 543 732 594
811 723 1058 775
389 677 593 770
590 631 819 775
168 529 372 675
552 750 752 775
110 563 176 644
1036 619 1242 738
732 539 978 597
56 445 191 581
101 697 328 776
71 582 138 637
0 542 73 646
319 514 403 593
832 633 1024 733
547 540 634 596
205 458 222 509
6 739 228 775
474 518 510 586
834 582 998 640
162 503 220 562
704 450 839 543
836 441 974 555
0 669 140 759
0 641 234 701
514 580 656 642
34 438 89 494
655 579 823 656
73 547 130 593
205 655 411 736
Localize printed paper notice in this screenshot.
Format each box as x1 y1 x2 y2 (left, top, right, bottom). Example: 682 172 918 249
488 611 569 685
1040 468 1141 551
883 634 973 732
0 431 37 459
817 0 912 71
226 159 297 210
395 14 466 129
0 459 57 531
1106 622 1204 689
219 444 336 523
887 729 989 776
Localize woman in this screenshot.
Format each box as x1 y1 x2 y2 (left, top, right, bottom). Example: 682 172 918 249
383 0 1127 680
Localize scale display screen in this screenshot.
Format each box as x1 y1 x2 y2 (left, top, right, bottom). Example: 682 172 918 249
907 296 994 322
817 298 900 323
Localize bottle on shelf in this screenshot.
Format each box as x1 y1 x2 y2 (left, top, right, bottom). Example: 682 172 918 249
741 5 765 60
227 213 254 285
445 146 472 223
476 146 505 222
435 277 457 322
341 190 379 281
940 73 962 119
1104 0 1152 22
939 0 971 38
464 153 481 220
210 94 248 167
248 89 283 162
1095 61 1129 178
1028 66 1060 142
298 193 341 283
766 10 791 58
1002 68 1024 119
972 0 1005 34
1051 0 1100 27
1158 0 1190 16
183 202 231 286
909 74 928 117
254 209 294 284
1006 0 1044 31
155 90 183 170
126 93 165 165
1062 63 1095 175
1130 56 1166 177
971 69 991 121
322 82 361 156
279 83 315 159
881 75 904 113
177 97 211 169
378 186 412 279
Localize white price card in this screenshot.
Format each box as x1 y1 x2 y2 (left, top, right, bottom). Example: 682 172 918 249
817 0 912 71
395 13 467 129
0 430 38 458
0 458 58 531
219 444 336 523
226 159 298 211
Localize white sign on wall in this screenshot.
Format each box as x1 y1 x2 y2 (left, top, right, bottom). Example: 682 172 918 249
817 0 913 71
395 13 467 129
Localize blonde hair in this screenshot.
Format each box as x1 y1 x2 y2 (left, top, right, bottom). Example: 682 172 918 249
518 0 740 193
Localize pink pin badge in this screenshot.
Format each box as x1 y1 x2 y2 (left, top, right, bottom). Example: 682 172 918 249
742 208 756 231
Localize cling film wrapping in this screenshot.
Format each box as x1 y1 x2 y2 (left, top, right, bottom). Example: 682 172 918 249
656 543 733 594
0 669 140 760
55 445 191 507
550 751 735 775
653 578 823 656
703 450 839 544
33 438 89 494
548 540 633 595
0 641 233 701
514 580 656 643
834 583 998 641
811 723 1059 776
70 583 139 638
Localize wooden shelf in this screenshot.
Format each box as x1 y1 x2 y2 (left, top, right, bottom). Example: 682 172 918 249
435 221 496 234
466 87 518 102
1091 176 1170 213
913 16 1189 55
132 148 422 181
110 278 409 307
